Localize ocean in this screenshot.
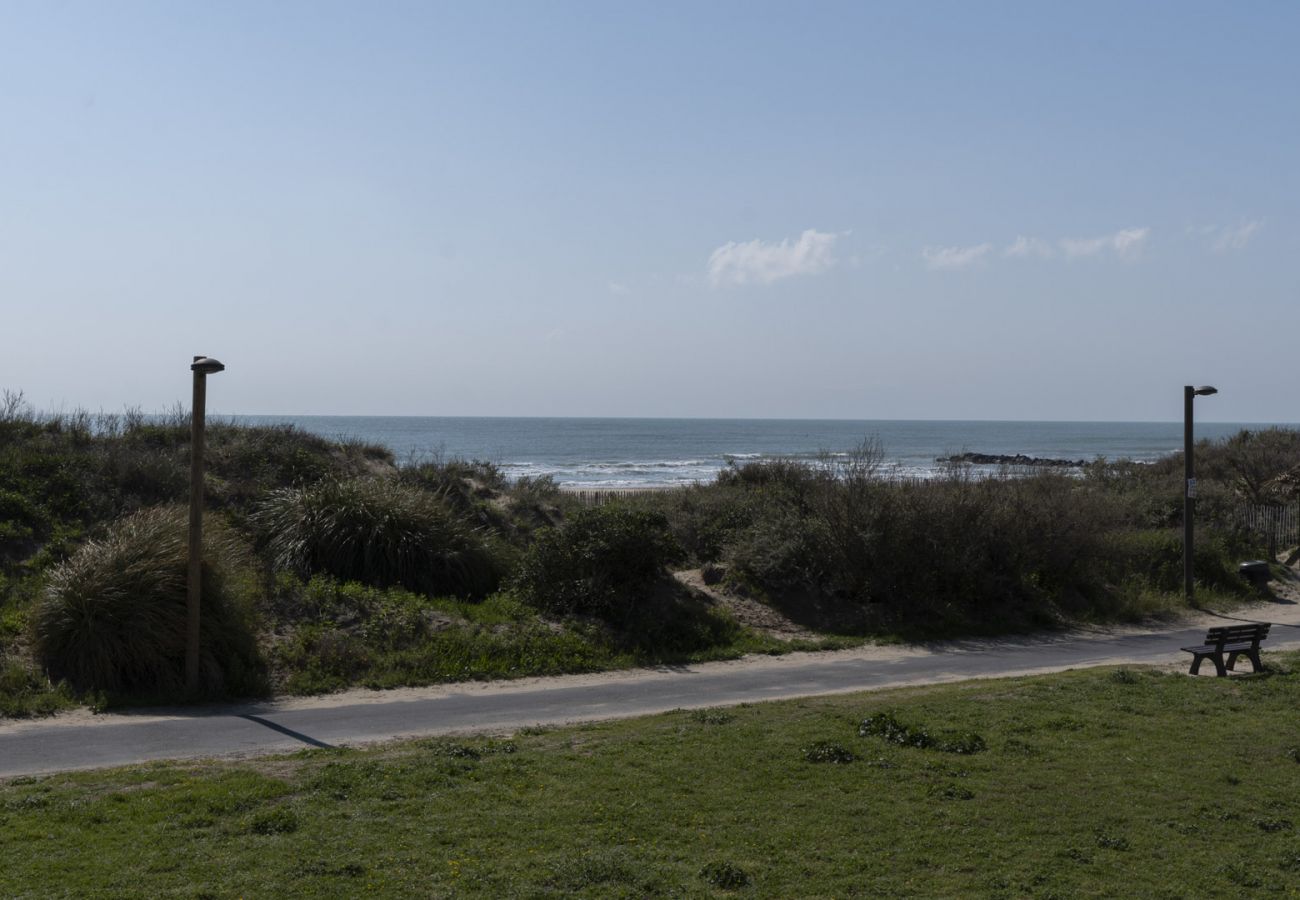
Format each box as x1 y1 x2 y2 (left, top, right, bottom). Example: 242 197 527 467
227 417 1295 488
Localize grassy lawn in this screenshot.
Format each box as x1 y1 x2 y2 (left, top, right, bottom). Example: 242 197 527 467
4 657 1300 898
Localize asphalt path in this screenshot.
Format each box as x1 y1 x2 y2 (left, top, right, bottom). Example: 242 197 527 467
4 610 1299 779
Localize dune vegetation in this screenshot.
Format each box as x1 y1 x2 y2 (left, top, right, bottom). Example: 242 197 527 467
1 387 1297 714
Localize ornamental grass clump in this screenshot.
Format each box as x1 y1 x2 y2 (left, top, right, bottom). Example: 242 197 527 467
257 477 503 599
34 505 263 696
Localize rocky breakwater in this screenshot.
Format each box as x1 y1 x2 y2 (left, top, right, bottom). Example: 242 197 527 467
938 452 1087 468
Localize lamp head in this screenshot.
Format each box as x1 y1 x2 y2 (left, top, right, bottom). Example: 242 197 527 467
191 356 225 375
1193 386 1218 397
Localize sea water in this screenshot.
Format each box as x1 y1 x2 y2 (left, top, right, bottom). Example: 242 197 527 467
228 416 1294 488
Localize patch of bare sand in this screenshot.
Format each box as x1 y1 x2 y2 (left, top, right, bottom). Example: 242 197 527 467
672 568 817 641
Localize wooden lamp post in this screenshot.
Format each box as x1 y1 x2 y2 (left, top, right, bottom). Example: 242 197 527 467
187 356 225 694
1183 384 1217 604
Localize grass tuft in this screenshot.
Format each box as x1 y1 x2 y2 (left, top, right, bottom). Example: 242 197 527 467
802 740 856 763
699 860 752 890
33 505 264 697
257 477 504 599
244 807 300 835
858 711 987 754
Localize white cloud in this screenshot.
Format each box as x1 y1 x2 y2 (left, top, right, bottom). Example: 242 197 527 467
1004 235 1055 259
922 243 993 270
707 229 838 287
1112 227 1150 257
1059 226 1149 260
607 281 630 295
1211 220 1262 253
919 226 1152 269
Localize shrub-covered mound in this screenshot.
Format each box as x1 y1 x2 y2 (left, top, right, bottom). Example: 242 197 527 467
512 506 685 618
256 477 504 599
632 451 1261 637
512 506 741 657
33 505 264 696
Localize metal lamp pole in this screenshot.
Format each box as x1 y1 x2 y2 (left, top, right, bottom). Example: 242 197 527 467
1184 384 1217 605
187 356 225 694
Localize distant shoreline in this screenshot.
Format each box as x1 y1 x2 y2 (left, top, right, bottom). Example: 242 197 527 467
222 415 1269 489
558 484 684 494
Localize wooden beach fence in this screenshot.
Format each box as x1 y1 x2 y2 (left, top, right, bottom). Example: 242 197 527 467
566 487 681 507
1237 503 1300 549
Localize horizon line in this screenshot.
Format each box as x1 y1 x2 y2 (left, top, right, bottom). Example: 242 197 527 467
217 412 1297 427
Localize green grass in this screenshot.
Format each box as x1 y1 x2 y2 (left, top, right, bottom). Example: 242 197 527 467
267 576 847 695
5 655 1300 897
0 658 74 717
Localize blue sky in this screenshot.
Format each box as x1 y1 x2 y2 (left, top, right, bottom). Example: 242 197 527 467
2 1 1296 421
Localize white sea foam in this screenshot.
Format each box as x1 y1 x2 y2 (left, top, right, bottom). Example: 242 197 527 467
230 415 1278 489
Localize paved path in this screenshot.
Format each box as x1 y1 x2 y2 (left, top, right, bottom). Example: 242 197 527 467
4 604 1299 778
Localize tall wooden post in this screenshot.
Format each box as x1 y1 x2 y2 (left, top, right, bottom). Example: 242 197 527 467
187 356 224 694
1183 385 1217 606
1183 385 1195 605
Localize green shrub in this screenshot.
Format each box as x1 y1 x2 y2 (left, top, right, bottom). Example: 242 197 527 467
0 658 75 717
715 465 1154 634
726 499 833 590
511 506 684 618
256 477 504 599
205 423 349 509
107 447 189 509
509 474 560 506
400 457 507 523
622 484 757 564
503 475 563 535
274 624 374 691
0 408 399 583
1104 528 1253 597
33 505 264 696
717 457 823 496
614 595 741 656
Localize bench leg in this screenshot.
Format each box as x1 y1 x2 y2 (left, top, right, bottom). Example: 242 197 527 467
1189 654 1203 675
1226 651 1240 671
1211 654 1227 677
1246 650 1265 673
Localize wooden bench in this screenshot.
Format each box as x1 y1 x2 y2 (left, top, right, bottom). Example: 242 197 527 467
1181 623 1270 676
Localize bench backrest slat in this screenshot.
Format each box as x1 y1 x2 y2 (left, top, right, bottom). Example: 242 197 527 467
1203 624 1269 646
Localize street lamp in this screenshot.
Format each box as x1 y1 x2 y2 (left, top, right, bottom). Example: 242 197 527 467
1184 384 1217 605
187 356 225 694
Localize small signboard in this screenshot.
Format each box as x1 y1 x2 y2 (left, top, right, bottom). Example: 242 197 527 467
1187 477 1198 499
